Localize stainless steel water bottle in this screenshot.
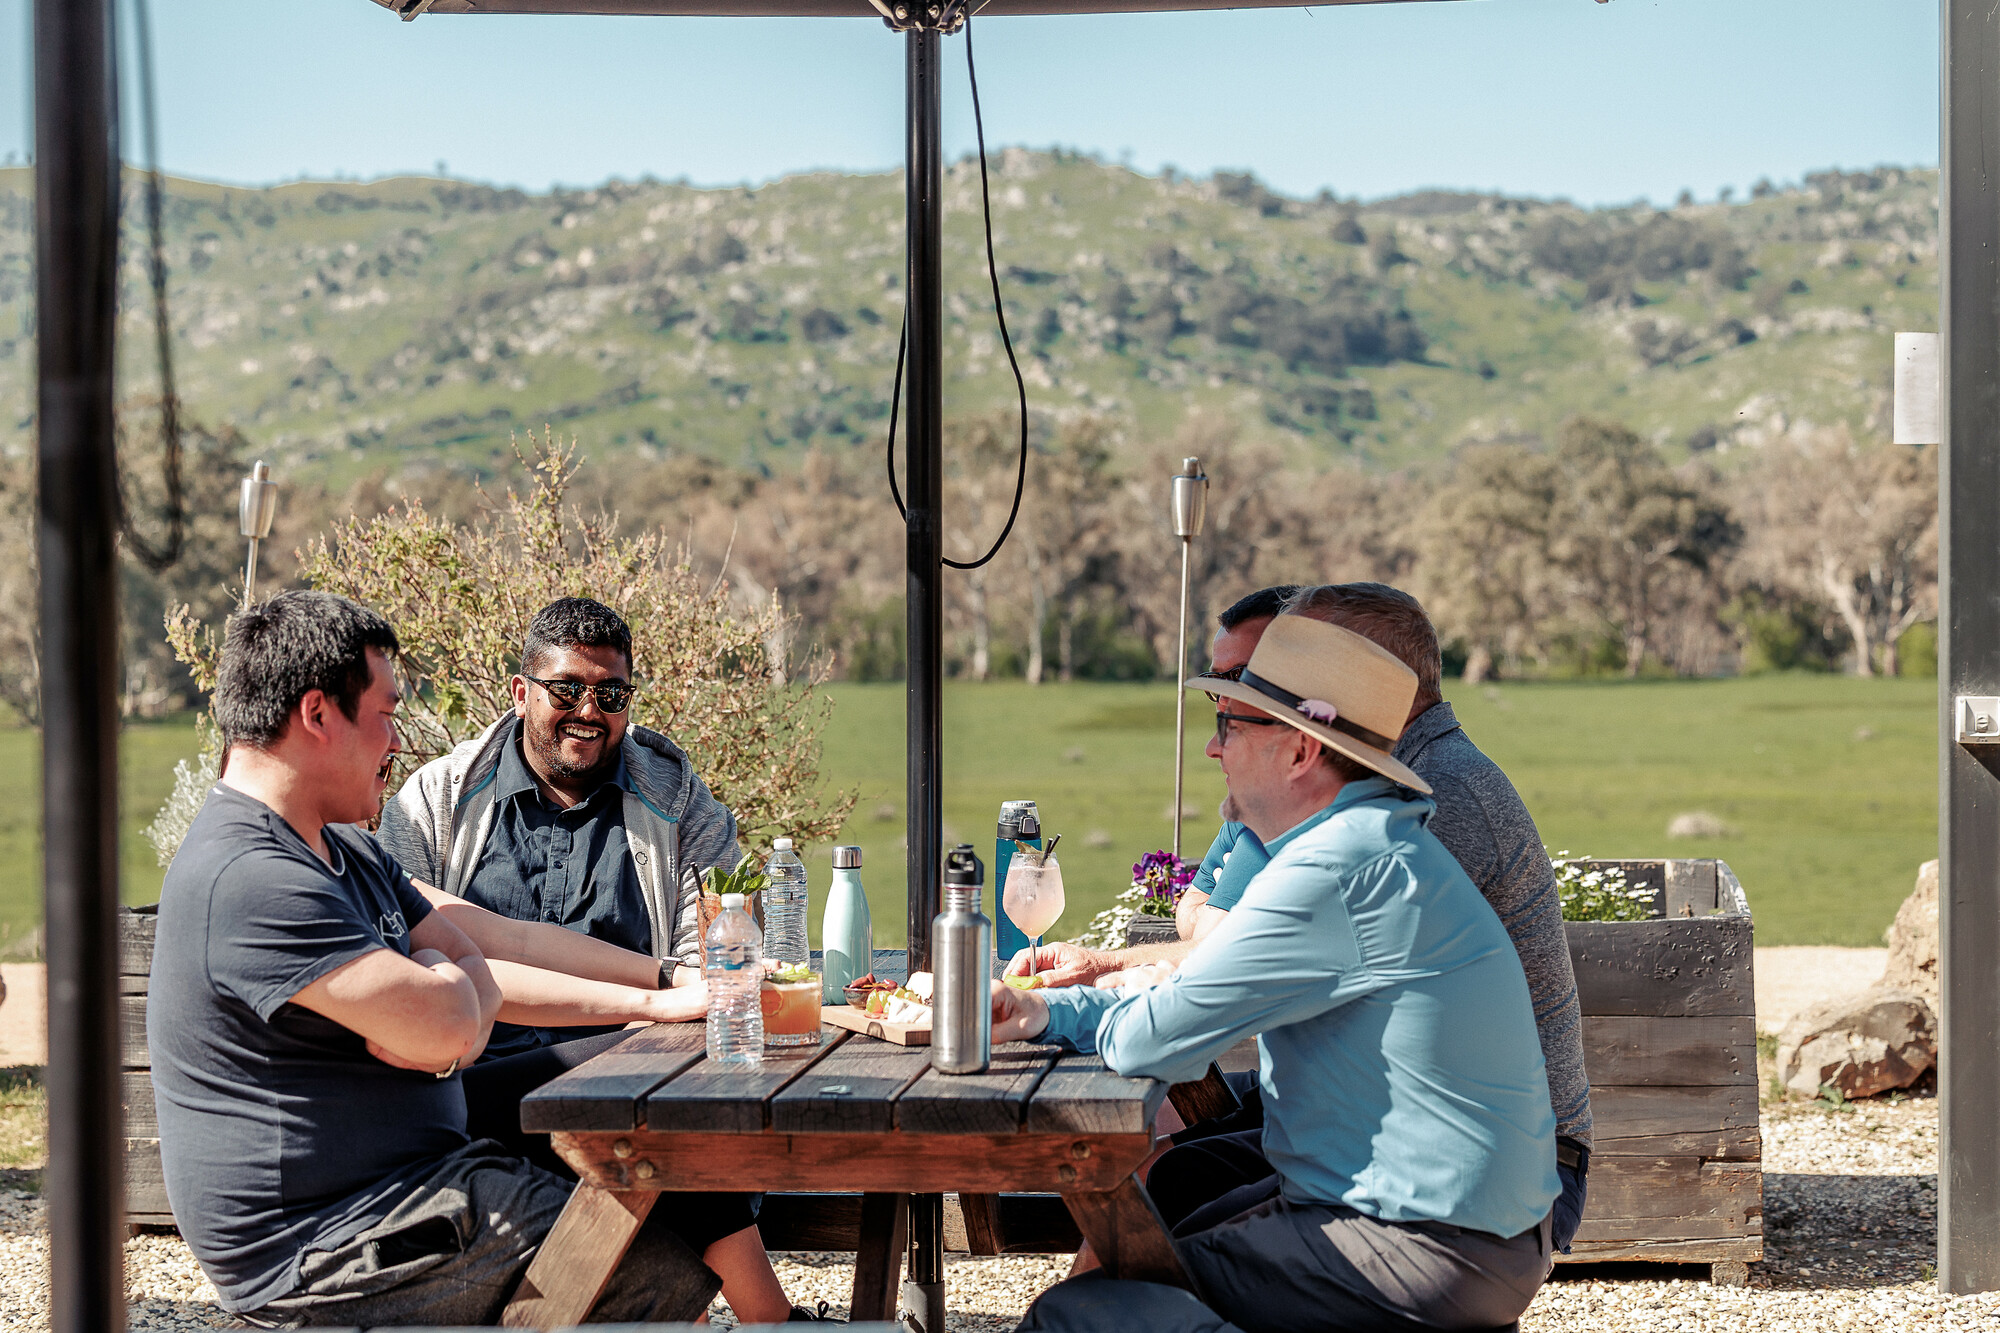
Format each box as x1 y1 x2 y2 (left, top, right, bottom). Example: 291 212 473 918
931 844 992 1075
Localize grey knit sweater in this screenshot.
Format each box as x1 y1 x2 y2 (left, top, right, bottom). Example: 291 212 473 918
1397 702 1593 1145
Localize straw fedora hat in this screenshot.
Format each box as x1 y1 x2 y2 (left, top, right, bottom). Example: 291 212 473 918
1185 614 1432 795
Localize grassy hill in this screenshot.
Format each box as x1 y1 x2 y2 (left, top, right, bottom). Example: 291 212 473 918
0 158 1937 486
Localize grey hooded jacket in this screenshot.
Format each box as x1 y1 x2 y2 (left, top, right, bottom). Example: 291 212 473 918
376 715 741 969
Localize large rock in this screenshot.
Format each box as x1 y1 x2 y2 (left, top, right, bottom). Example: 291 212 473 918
1881 859 1939 1010
1777 987 1936 1099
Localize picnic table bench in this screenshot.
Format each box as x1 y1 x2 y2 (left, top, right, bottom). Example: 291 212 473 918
501 951 1191 1328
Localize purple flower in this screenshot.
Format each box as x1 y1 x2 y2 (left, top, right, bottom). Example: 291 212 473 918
1130 849 1196 904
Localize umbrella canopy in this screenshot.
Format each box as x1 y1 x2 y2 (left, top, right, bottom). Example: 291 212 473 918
374 0 1433 15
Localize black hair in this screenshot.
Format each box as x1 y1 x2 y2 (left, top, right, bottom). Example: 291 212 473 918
522 597 634 677
215 591 400 750
1218 585 1303 631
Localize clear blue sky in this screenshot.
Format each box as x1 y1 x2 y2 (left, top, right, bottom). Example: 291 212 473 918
0 0 1939 207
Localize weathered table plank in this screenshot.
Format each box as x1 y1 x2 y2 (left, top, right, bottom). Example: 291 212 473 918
553 1128 1156 1194
521 1025 708 1133
645 1033 850 1133
896 1042 1062 1134
769 1039 934 1134
1588 1083 1760 1151
1024 1054 1167 1136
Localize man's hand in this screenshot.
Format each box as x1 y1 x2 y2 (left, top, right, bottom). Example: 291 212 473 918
991 979 1051 1044
1094 960 1177 990
1175 888 1210 941
1003 940 1113 988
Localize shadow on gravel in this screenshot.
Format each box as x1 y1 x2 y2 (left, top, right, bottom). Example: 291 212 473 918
1758 1172 1935 1288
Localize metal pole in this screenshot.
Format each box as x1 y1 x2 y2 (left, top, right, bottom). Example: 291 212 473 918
902 24 947 1333
1172 539 1191 858
34 1 128 1330
1168 458 1206 860
1939 0 2000 1293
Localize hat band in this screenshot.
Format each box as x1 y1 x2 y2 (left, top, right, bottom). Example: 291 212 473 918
1239 669 1399 752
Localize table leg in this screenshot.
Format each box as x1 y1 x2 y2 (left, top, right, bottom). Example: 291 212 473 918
960 1193 1004 1256
1063 1176 1191 1290
501 1185 658 1328
850 1192 910 1322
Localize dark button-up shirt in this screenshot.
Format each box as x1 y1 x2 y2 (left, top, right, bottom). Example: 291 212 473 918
463 718 649 1057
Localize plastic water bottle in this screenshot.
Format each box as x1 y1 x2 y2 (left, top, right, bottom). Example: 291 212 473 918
763 837 810 969
704 892 764 1065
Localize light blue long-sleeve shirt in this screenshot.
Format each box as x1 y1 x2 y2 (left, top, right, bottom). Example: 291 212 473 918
1041 777 1559 1240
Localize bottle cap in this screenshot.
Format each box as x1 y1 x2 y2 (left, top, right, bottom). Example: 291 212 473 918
833 845 863 868
773 837 794 851
943 843 984 887
997 800 1039 838
721 892 745 908
1015 811 1041 839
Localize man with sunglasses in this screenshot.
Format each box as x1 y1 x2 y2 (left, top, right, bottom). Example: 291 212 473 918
382 597 739 1055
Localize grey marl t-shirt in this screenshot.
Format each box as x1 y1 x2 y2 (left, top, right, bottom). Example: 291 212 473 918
1396 701 1592 1145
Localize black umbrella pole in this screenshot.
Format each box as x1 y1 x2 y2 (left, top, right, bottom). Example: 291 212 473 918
34 2 128 1331
902 24 948 1333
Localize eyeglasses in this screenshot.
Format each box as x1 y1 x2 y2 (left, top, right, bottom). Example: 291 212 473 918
524 674 636 715
1214 711 1285 746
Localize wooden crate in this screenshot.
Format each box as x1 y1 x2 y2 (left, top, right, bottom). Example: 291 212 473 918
1557 858 1761 1277
119 906 173 1227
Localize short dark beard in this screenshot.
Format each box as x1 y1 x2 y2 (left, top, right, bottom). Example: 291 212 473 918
525 715 618 787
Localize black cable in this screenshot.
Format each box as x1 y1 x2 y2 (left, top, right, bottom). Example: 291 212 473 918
885 12 1030 572
119 0 187 574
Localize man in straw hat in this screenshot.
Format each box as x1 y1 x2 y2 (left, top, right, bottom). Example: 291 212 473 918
997 613 1559 1333
1009 582 1591 1257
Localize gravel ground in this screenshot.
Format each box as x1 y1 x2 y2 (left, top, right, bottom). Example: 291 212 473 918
4 1097 1996 1331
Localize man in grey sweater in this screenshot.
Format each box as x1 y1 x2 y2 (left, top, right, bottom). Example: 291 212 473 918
1010 582 1593 1251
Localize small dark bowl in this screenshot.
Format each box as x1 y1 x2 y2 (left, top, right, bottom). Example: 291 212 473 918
844 978 890 1009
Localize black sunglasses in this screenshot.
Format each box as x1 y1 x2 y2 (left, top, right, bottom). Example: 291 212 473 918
1201 663 1248 705
1214 710 1285 745
525 674 636 715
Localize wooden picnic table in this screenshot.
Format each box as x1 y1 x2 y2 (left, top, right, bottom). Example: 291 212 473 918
500 950 1190 1328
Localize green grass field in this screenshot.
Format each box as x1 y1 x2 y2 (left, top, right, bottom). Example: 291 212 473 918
0 675 1938 951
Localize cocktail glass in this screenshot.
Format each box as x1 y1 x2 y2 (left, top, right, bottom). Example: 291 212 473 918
762 969 823 1048
1003 852 1065 977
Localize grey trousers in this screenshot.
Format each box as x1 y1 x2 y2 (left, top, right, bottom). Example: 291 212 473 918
1176 1181 1549 1333
1019 1182 1549 1333
250 1140 722 1328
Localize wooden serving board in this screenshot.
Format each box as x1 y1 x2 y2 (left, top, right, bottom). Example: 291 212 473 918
822 1003 932 1046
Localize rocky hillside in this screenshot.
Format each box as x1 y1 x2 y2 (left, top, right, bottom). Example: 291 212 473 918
0 156 1937 485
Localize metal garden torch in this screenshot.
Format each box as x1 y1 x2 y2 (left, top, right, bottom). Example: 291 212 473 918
1169 456 1208 858
238 460 278 607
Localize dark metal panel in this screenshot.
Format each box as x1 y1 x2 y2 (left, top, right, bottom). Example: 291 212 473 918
1941 0 2000 1294
34 1 128 1330
374 0 1452 16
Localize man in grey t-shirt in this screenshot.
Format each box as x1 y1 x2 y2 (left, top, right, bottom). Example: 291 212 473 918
1010 582 1593 1251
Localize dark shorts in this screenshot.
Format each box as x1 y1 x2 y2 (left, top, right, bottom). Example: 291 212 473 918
1172 1071 1590 1254
249 1139 721 1328
462 1028 761 1254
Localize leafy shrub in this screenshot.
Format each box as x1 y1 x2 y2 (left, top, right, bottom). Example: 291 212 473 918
160 431 855 857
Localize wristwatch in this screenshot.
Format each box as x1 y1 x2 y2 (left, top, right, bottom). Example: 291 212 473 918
434 1057 460 1080
658 959 673 990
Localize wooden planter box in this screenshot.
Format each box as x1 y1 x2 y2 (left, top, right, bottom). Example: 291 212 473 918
119 905 172 1227
1124 914 1182 948
1558 858 1760 1280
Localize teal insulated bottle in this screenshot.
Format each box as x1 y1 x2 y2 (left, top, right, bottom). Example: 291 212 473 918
821 845 872 1001
995 801 1039 966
